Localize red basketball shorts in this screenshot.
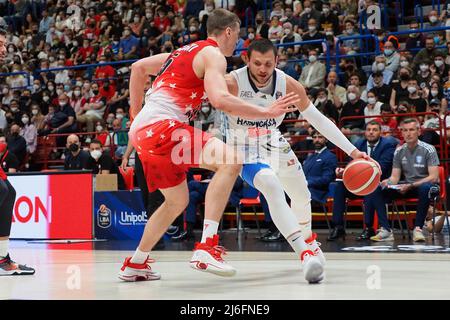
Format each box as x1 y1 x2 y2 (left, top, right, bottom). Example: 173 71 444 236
130 120 212 192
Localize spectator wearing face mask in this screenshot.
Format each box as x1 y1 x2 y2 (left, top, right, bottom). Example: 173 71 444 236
314 87 338 123
118 27 139 60
363 71 392 104
280 22 301 55
431 52 449 79
301 18 324 53
77 83 107 134
340 20 360 54
64 134 90 170
319 1 339 34
240 26 261 58
390 67 412 109
254 13 269 39
340 85 366 142
94 120 111 148
70 86 86 116
7 124 27 165
413 36 439 71
8 100 22 125
416 60 432 90
406 78 428 119
367 55 393 90
0 135 19 173
364 90 383 123
299 49 326 89
84 139 125 190
381 41 400 73
19 113 37 154
299 0 321 31
30 105 46 133
1 86 13 106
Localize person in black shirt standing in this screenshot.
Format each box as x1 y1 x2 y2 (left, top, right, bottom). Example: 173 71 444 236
64 134 90 171
84 139 125 190
7 124 26 165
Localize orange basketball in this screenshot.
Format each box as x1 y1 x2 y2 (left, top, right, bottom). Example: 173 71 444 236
342 159 381 196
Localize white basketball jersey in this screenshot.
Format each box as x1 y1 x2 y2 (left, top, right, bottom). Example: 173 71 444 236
223 66 292 164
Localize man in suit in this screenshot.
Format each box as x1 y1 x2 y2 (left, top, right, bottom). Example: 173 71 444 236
328 120 398 241
303 130 338 204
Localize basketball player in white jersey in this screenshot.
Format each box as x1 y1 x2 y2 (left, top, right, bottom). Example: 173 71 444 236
223 39 370 283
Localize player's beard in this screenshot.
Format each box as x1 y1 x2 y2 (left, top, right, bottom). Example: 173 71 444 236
248 69 273 88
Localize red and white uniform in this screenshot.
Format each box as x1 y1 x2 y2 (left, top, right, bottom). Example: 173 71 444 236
129 39 219 192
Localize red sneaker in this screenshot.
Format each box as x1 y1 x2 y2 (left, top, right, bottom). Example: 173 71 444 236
189 235 236 277
305 232 326 265
118 257 161 282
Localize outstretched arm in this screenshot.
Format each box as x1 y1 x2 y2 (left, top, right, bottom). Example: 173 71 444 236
202 47 298 120
129 53 170 120
286 75 366 159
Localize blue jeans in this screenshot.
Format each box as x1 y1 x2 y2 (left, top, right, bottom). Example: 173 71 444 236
383 183 434 228
332 182 390 231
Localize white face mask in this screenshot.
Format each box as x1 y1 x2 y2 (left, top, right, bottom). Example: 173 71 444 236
33 84 40 91
22 117 29 124
8 47 14 53
323 7 330 14
309 55 317 63
90 149 102 160
116 113 124 120
430 16 438 23
284 28 291 35
400 61 409 67
134 17 139 23
308 25 316 32
304 7 311 14
74 90 81 96
318 97 327 103
189 26 196 33
408 86 417 94
325 31 333 36
435 60 444 68
206 5 214 12
346 28 354 34
48 86 54 91
248 33 255 40
377 63 385 71
278 61 287 68
32 109 39 115
420 64 429 72
56 89 64 96
431 90 439 97
43 96 50 102
59 101 67 107
96 125 103 132
11 107 18 113
367 97 377 105
348 92 357 101
201 107 210 113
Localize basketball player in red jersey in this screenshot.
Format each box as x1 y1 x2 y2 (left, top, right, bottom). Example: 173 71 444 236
0 28 35 276
119 9 300 281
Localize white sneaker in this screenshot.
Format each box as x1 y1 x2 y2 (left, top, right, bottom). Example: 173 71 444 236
305 232 326 265
190 235 236 277
118 257 161 282
413 227 426 242
301 250 324 284
370 227 394 242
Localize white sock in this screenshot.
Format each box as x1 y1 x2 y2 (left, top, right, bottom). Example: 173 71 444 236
299 220 313 241
201 219 219 243
286 231 309 255
0 240 8 258
130 248 149 264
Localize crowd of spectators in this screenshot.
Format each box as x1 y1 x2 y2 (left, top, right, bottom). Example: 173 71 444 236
1 0 450 239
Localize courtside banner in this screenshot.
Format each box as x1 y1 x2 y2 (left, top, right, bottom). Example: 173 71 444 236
9 172 93 239
94 191 147 240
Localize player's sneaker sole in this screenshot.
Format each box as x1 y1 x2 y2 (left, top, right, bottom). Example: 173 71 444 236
118 268 161 282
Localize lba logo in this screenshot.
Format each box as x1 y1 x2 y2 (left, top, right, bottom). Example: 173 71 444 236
97 204 112 229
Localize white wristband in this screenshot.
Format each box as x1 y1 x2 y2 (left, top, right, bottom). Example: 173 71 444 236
301 102 357 156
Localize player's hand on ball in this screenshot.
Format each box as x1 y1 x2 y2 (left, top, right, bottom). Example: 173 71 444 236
350 149 369 160
335 167 344 178
267 92 300 117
